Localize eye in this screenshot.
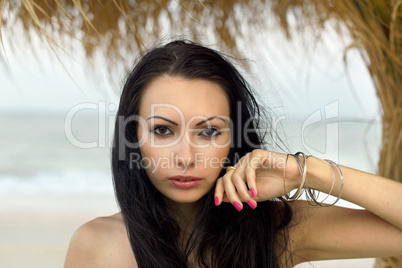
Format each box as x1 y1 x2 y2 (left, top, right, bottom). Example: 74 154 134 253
199 127 221 137
150 126 173 136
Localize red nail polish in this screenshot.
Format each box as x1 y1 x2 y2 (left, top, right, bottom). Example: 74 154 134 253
214 197 219 206
250 188 256 197
233 202 243 212
247 200 257 209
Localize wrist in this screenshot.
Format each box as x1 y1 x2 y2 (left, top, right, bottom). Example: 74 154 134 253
305 156 334 192
285 154 304 191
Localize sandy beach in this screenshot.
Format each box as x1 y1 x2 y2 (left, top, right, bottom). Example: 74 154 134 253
0 193 376 268
0 193 118 268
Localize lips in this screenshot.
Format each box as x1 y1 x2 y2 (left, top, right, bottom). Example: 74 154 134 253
168 175 202 189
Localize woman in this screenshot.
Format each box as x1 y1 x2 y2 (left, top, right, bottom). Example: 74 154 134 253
64 40 402 267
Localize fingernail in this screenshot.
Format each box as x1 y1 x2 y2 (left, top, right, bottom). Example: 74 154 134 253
247 200 257 210
233 201 243 212
214 197 219 206
250 188 256 197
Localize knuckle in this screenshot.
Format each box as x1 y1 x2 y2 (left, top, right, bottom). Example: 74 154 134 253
222 175 233 187
252 149 261 155
222 173 230 181
225 191 237 200
231 173 243 183
238 188 249 198
245 163 254 171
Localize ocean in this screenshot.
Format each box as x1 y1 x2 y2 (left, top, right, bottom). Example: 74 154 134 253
0 110 382 207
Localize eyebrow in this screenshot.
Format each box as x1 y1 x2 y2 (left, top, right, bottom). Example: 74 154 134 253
146 116 227 126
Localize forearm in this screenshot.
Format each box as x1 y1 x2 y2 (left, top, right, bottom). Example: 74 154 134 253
306 156 402 231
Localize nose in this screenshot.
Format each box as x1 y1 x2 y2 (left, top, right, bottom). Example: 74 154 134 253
173 135 196 171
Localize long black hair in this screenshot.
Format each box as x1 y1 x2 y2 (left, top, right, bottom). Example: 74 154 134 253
111 40 292 267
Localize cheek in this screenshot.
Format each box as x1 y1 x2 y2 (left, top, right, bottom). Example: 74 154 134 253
212 134 231 159
139 144 171 179
139 145 156 169
138 141 155 171
203 146 230 172
139 147 161 186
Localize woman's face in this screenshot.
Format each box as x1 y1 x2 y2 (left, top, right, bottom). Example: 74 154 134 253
137 76 231 204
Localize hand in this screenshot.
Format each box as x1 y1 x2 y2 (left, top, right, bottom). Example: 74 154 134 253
214 149 301 211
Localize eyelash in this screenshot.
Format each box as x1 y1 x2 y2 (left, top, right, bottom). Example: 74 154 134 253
150 126 173 136
199 127 222 137
150 126 222 138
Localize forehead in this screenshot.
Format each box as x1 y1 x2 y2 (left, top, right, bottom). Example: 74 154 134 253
139 76 230 120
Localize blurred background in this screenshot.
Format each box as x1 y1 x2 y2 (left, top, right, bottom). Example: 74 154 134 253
0 1 400 267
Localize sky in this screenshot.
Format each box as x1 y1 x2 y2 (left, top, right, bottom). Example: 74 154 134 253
0 24 381 125
0 30 118 112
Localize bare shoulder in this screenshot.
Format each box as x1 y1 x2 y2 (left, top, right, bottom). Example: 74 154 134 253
64 213 136 268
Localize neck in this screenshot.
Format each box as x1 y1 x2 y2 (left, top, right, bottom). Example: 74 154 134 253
169 201 198 227
166 200 200 253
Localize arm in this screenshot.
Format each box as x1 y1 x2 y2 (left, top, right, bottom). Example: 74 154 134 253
291 156 402 262
214 150 402 262
308 156 402 230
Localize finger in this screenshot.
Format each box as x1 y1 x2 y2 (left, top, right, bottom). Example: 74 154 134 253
245 164 257 198
214 177 224 206
222 171 243 212
246 149 267 198
234 152 256 197
231 169 257 209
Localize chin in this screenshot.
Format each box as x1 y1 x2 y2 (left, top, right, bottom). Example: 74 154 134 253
165 189 208 204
